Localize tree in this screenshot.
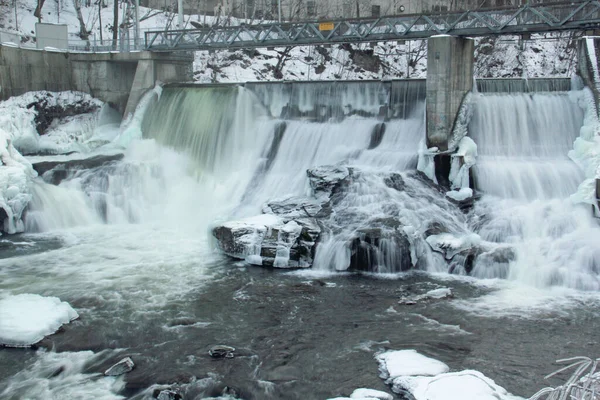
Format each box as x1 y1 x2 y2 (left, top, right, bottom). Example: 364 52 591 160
112 0 118 49
34 0 46 22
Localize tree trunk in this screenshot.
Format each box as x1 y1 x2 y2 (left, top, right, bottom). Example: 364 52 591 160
73 0 90 46
113 0 119 49
33 0 46 22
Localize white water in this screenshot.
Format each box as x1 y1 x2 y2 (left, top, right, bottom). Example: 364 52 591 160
469 91 585 199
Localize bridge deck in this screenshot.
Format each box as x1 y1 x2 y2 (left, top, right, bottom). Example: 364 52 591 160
145 1 600 51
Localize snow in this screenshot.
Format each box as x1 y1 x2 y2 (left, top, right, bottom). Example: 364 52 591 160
426 233 481 260
391 370 524 400
446 188 473 201
350 389 393 399
376 349 449 380
376 350 523 400
0 293 79 347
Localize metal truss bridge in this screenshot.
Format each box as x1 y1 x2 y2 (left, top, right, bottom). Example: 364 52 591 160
145 1 600 51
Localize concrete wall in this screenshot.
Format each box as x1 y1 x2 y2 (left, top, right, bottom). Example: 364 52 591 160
0 45 193 115
426 36 474 152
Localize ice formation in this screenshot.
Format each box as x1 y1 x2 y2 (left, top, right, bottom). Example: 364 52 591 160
569 88 600 210
449 136 477 191
416 140 438 182
0 293 79 347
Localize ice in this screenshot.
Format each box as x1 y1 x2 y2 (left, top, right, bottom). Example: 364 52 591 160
449 136 477 190
376 349 449 380
0 293 79 347
568 88 600 210
416 140 437 183
446 187 473 201
391 370 524 400
115 85 163 148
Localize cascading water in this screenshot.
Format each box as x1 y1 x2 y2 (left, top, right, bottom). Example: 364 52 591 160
469 91 585 199
466 87 600 290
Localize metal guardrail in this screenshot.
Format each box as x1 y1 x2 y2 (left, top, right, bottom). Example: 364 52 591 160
145 1 600 51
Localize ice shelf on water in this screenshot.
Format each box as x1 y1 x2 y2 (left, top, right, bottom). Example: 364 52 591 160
0 293 78 347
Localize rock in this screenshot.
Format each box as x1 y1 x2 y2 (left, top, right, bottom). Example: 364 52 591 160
383 172 405 191
399 287 453 304
307 165 351 199
213 214 320 268
156 390 181 400
349 227 412 273
33 153 124 185
104 357 135 376
263 196 324 219
209 345 235 358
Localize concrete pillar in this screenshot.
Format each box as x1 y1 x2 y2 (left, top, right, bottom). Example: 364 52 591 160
426 36 474 152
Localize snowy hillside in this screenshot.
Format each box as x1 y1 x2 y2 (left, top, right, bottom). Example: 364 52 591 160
0 0 581 83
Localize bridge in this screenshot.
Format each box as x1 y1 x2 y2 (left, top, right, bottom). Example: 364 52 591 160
145 1 600 52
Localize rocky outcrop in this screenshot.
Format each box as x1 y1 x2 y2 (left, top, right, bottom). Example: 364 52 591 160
32 153 124 185
213 214 319 268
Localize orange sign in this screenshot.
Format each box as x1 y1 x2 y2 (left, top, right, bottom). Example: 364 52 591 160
319 22 335 31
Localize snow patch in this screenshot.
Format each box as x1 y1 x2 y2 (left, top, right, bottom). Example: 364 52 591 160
376 349 449 380
390 370 524 400
446 188 473 201
0 293 79 347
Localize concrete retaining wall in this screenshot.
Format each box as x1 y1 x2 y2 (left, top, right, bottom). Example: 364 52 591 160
0 45 193 115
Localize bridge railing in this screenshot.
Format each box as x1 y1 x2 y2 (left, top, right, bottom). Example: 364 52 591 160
145 1 600 51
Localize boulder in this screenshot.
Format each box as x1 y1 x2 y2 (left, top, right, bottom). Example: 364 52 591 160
33 153 124 185
209 345 235 358
213 214 320 268
262 196 324 219
349 227 412 273
307 165 351 199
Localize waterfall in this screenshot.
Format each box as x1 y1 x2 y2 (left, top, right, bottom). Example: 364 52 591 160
20 80 600 289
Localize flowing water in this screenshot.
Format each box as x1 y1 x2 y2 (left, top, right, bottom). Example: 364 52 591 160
1 81 600 399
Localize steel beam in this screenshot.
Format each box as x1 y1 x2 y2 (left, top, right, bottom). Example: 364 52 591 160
145 1 600 51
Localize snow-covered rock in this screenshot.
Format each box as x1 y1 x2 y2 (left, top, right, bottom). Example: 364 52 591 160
212 214 319 268
446 188 473 201
0 293 79 347
390 370 524 400
307 165 351 200
377 350 523 400
376 349 449 380
426 233 482 260
104 357 135 376
350 388 393 400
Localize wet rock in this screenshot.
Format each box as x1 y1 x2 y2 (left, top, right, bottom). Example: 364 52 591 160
383 173 405 191
307 165 351 199
470 246 516 279
33 153 124 185
156 389 182 400
104 356 135 376
349 227 412 273
263 196 324 219
213 215 320 268
209 345 235 358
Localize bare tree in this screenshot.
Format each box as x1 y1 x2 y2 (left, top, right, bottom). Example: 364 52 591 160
112 0 118 48
34 0 47 22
